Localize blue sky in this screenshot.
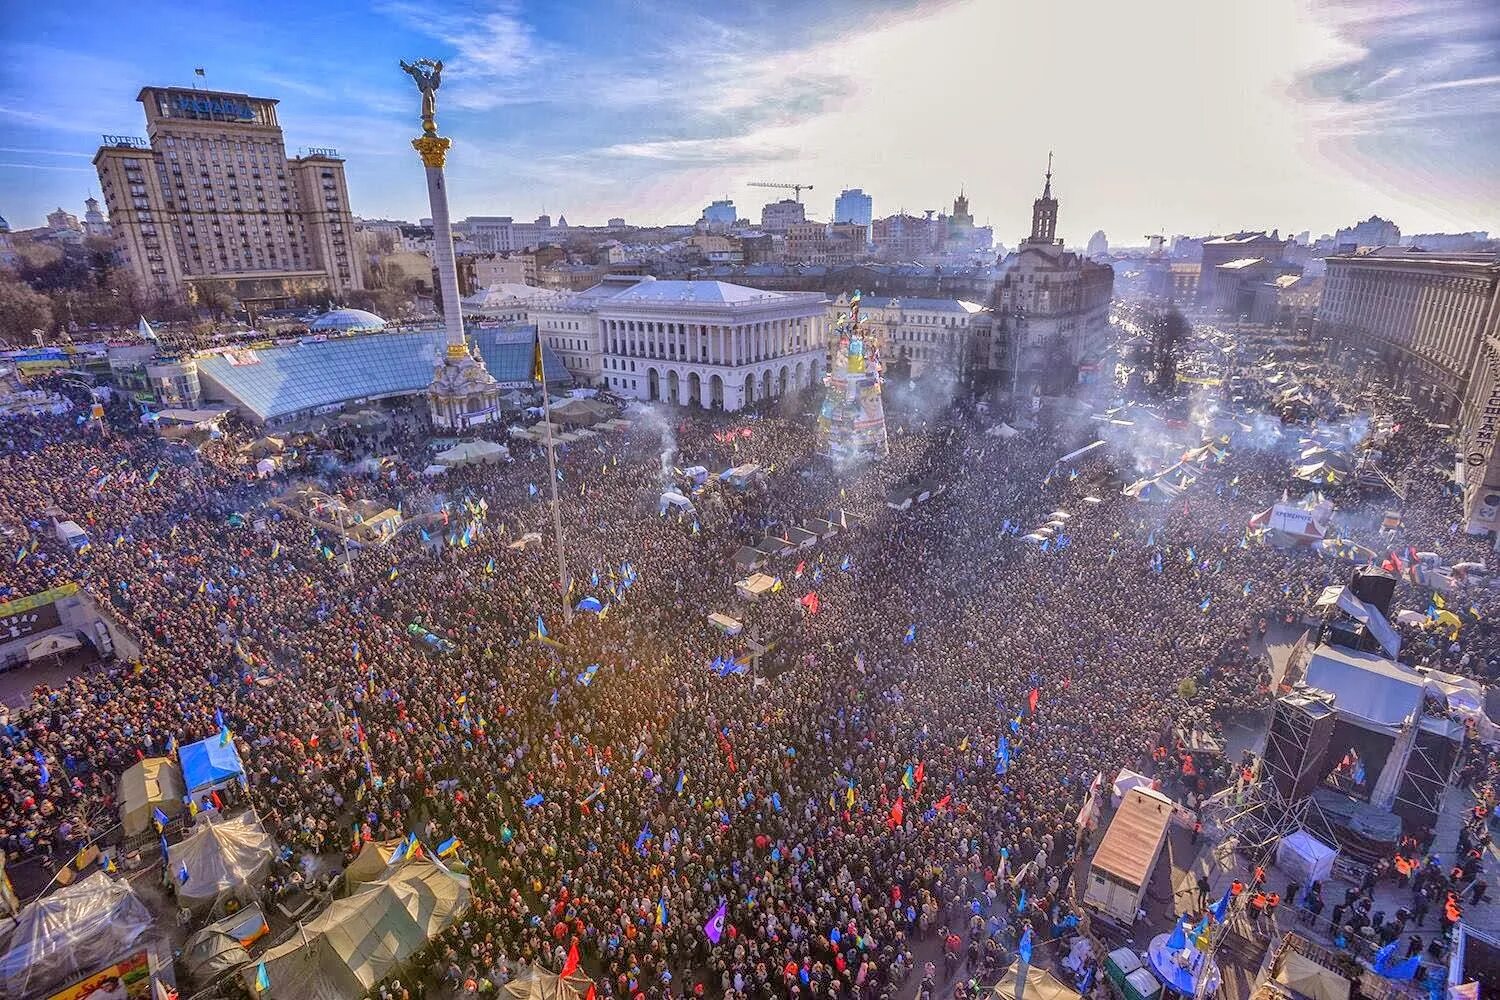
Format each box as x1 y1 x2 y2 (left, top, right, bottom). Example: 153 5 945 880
3 0 1496 241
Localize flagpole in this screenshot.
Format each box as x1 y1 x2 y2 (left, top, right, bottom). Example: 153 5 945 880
538 355 572 625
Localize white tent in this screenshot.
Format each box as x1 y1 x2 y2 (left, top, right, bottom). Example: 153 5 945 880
435 439 509 467
1111 768 1153 807
169 811 275 914
1276 829 1338 886
0 871 153 999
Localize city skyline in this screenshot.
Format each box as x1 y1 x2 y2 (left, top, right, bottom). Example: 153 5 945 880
3 0 1497 239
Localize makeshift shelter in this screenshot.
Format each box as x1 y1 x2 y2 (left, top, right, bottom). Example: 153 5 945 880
736 573 778 601
991 962 1082 1000
435 439 510 467
708 613 743 636
169 811 275 914
182 903 270 982
344 838 406 891
548 397 611 427
1123 474 1185 504
0 871 153 1000
243 858 469 1000
985 422 1020 439
1276 829 1338 886
731 546 766 572
119 754 186 836
1270 950 1351 1000
720 463 763 490
179 733 247 795
503 965 597 1000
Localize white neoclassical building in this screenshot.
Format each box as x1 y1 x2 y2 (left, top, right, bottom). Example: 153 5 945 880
591 278 828 410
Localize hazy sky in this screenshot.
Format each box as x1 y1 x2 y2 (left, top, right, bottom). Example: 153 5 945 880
3 0 1497 243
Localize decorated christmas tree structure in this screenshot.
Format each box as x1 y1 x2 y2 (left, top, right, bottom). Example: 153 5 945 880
816 290 890 464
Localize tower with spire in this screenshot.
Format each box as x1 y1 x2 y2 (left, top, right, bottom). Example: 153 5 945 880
1025 152 1059 246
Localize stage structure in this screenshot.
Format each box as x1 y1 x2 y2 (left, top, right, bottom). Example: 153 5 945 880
816 291 889 465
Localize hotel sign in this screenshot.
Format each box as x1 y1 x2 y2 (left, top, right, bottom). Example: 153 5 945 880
164 91 256 122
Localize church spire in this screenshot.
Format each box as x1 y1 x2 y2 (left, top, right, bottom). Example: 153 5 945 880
1028 151 1058 245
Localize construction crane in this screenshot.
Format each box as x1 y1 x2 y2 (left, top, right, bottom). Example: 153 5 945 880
749 181 813 202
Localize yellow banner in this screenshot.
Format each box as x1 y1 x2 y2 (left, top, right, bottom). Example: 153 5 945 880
0 582 79 619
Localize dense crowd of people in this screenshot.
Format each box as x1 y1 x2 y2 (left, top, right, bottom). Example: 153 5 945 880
1 343 1497 1000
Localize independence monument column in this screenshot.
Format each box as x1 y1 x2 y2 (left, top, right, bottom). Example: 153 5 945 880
401 58 500 429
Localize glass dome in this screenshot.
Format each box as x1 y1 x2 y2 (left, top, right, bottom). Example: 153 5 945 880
309 308 386 333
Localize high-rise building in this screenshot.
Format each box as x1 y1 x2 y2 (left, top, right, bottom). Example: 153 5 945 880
943 190 992 254
93 86 362 307
871 213 942 260
833 188 873 229
699 200 738 229
1085 231 1108 259
759 199 806 233
1334 215 1401 248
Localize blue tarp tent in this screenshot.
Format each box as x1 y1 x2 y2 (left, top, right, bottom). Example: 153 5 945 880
179 735 246 794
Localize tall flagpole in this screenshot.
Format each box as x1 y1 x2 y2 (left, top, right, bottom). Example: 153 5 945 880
536 338 572 624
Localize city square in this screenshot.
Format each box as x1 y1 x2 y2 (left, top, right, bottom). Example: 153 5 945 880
0 4 1498 1000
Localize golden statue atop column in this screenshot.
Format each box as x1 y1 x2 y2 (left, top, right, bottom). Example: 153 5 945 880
401 57 500 430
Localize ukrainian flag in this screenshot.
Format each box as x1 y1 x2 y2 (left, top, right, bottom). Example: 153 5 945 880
531 331 545 383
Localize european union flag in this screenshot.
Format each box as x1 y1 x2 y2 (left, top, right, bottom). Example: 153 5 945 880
903 624 916 644
523 793 544 808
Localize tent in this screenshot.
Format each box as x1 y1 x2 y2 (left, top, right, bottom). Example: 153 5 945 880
169 811 275 914
1271 951 1351 1000
0 871 153 1000
435 440 510 467
985 422 1020 439
549 397 611 427
1276 829 1338 886
1110 768 1153 807
179 733 247 794
182 903 270 982
243 858 469 1000
991 962 1082 1000
731 546 766 572
119 755 186 836
504 965 597 1000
